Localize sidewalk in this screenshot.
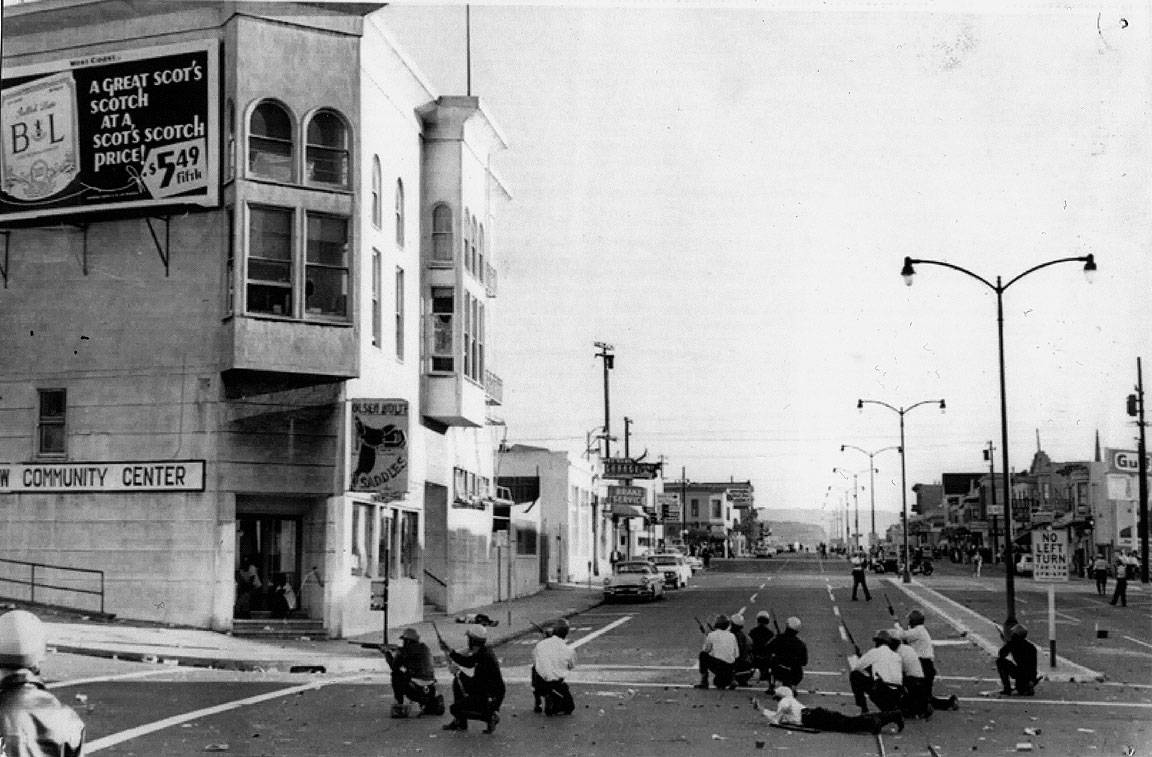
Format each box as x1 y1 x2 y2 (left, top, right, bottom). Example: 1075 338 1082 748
9 584 603 674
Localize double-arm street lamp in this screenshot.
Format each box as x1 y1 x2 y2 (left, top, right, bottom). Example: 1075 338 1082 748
840 445 900 548
901 253 1096 628
857 398 946 583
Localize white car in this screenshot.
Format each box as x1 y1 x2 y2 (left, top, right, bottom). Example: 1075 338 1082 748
649 553 692 588
603 561 666 602
1016 553 1034 576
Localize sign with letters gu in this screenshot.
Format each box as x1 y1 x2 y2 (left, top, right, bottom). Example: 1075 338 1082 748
0 40 219 222
1032 528 1068 582
350 399 409 500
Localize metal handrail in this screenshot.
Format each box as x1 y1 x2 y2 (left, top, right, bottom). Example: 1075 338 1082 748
0 557 105 615
423 569 448 588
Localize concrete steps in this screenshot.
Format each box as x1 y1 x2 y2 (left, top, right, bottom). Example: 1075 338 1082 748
232 615 327 639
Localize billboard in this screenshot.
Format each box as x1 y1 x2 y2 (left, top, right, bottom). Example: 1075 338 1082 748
1 41 219 222
349 399 409 499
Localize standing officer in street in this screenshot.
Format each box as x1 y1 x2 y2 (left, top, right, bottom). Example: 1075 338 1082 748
0 610 85 757
850 550 872 601
1110 550 1136 607
1093 552 1109 596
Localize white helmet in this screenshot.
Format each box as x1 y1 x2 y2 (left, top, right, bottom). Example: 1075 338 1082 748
0 610 47 669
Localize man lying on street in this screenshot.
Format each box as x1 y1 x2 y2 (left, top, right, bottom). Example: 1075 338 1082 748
755 686 903 735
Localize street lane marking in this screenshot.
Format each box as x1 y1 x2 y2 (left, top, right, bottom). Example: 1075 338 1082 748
86 673 369 752
1125 635 1152 651
750 593 758 602
570 615 631 649
833 606 841 618
48 667 192 689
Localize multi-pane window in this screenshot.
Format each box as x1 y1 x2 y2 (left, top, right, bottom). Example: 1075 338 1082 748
37 389 66 457
370 156 381 228
305 213 349 318
711 500 722 519
432 204 453 262
429 287 454 372
462 292 485 383
395 267 405 361
394 179 405 247
248 101 293 182
478 224 485 283
377 510 394 579
305 111 349 187
371 249 382 347
400 511 418 579
470 217 478 274
247 206 294 316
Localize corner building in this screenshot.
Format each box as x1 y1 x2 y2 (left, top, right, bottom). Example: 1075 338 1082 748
0 1 511 638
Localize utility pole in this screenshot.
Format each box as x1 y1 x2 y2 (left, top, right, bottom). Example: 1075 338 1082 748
984 441 998 562
594 342 614 458
1129 357 1148 583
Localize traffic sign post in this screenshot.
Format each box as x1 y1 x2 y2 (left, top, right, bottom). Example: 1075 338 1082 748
1033 528 1068 667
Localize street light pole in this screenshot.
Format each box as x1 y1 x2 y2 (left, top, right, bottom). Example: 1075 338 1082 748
902 253 1097 628
858 398 946 583
841 445 899 548
594 342 615 458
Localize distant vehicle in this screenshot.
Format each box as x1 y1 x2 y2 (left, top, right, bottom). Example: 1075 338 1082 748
1016 553 1034 576
603 561 666 602
684 554 703 572
650 553 692 588
754 545 777 558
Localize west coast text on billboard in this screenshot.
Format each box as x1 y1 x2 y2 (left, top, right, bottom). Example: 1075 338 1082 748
0 41 219 221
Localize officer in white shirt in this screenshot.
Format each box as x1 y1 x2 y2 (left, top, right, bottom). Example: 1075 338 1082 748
891 609 959 712
695 614 738 689
531 619 576 715
849 630 905 714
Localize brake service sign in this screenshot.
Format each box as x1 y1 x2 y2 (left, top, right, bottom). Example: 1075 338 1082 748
0 41 219 221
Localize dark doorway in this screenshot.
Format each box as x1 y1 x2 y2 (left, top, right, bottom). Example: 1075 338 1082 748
235 516 301 618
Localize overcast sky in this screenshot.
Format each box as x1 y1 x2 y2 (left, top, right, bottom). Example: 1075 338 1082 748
380 2 1151 532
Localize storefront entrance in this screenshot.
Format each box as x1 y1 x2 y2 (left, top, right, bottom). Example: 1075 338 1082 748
235 515 302 618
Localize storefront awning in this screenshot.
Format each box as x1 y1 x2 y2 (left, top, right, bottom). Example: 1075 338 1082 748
610 504 646 518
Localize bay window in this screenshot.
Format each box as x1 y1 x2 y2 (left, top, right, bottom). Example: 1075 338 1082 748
305 213 349 318
429 287 454 372
247 206 293 316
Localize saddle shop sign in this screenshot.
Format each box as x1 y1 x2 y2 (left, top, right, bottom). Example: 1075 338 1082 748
0 40 219 221
349 399 408 500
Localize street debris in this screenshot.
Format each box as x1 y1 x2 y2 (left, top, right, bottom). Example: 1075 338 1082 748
1077 728 1095 734
1023 728 1041 736
1015 743 1034 752
710 734 728 740
203 744 230 752
74 694 87 703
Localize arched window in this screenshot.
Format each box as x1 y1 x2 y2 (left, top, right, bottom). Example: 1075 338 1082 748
394 178 405 247
371 156 381 228
305 110 350 187
248 101 293 181
432 203 453 262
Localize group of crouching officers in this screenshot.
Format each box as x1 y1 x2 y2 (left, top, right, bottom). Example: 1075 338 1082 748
697 609 963 735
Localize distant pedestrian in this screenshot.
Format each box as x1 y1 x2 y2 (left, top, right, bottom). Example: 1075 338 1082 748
765 616 808 690
701 546 712 569
849 630 905 715
996 624 1039 696
753 685 902 735
973 550 983 577
695 614 737 690
439 625 506 734
0 610 86 756
384 628 443 718
1093 553 1109 596
531 620 575 715
1110 551 1132 607
749 611 775 683
850 550 871 601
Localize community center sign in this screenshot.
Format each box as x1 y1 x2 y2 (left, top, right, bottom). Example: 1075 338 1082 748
0 460 205 492
0 40 219 221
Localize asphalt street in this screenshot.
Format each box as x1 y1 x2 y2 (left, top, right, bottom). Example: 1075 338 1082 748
32 553 1152 756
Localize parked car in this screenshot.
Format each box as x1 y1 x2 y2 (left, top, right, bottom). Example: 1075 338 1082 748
650 553 692 588
603 561 666 602
1016 553 1034 576
754 545 778 558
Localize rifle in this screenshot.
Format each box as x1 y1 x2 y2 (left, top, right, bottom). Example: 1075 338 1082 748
431 621 459 675
529 620 550 637
842 622 862 657
884 592 896 619
694 616 712 635
768 607 781 635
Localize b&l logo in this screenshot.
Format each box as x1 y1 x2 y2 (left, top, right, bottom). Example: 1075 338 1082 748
1 72 80 201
